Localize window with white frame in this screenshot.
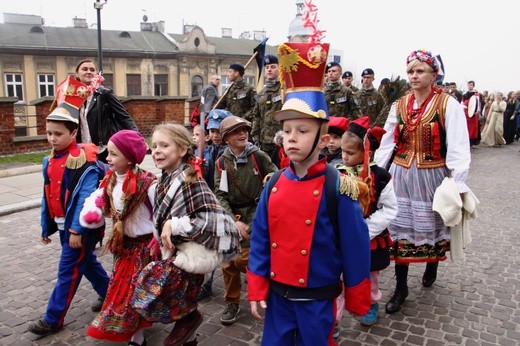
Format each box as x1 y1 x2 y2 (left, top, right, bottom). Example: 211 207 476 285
220 75 230 94
244 75 255 87
38 74 55 98
221 75 256 92
5 73 24 101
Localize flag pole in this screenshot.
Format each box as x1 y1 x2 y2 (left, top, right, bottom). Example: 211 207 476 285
212 51 259 111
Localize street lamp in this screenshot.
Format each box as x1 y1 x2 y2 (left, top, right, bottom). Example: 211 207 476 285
94 0 108 74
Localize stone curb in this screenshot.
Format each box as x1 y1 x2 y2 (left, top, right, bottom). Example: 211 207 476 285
0 165 42 178
0 199 41 217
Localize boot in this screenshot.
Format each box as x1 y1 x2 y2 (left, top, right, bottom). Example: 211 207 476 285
422 261 438 287
385 264 408 314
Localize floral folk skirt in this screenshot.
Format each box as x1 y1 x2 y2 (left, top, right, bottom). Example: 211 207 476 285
132 258 204 324
87 234 154 342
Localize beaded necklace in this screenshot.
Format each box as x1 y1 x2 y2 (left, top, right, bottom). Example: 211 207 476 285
405 88 436 132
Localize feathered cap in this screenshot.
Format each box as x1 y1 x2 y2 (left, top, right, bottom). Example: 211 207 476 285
47 76 88 124
273 0 329 123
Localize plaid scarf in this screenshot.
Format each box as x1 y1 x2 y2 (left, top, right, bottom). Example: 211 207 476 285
155 163 240 258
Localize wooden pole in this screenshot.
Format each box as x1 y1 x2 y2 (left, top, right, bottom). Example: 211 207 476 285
211 51 259 111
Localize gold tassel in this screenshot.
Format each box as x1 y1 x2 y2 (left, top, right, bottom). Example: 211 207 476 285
65 149 86 169
339 174 360 200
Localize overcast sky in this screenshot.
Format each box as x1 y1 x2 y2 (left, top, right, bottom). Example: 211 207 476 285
1 0 519 94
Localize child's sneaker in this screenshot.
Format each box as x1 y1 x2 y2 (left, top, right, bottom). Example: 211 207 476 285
359 303 379 326
27 318 59 335
333 322 340 339
220 302 240 325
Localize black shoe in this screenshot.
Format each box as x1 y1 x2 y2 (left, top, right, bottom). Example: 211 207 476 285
28 318 59 335
91 296 104 312
385 288 408 314
196 286 212 301
422 262 438 287
128 338 147 346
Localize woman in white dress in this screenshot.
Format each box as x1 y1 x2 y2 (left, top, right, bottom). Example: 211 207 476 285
480 92 506 147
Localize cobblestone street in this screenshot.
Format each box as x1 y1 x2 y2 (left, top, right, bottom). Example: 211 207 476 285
1 142 519 345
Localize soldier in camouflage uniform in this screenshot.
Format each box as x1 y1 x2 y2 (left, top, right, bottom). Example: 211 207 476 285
354 68 387 127
217 63 256 122
251 55 282 158
324 62 361 120
342 70 359 92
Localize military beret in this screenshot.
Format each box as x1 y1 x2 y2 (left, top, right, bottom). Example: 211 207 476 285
380 78 390 85
361 68 375 77
325 61 341 73
229 63 245 74
264 55 278 66
342 71 353 79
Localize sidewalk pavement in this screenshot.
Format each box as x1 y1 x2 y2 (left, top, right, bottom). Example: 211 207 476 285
0 154 161 217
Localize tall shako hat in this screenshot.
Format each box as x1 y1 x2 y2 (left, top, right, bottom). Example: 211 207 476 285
47 76 88 124
273 0 329 123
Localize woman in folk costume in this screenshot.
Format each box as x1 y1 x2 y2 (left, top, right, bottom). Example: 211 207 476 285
80 130 156 346
374 50 471 314
133 123 240 346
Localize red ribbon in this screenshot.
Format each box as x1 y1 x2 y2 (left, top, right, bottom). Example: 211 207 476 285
190 157 204 178
123 169 137 195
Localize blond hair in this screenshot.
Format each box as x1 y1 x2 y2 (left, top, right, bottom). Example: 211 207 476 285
153 123 198 183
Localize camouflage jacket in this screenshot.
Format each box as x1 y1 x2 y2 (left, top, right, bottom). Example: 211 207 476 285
354 88 387 127
251 80 283 155
214 143 277 246
324 82 361 120
217 79 256 121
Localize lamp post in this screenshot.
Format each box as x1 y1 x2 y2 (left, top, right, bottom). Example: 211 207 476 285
94 0 108 74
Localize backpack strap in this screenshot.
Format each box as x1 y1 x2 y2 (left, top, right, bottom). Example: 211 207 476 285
216 155 224 174
217 152 265 183
266 169 284 201
324 164 339 235
251 151 264 182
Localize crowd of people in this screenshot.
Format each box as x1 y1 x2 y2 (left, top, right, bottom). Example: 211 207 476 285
27 17 515 343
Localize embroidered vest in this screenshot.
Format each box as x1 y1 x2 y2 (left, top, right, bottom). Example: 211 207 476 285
393 93 450 169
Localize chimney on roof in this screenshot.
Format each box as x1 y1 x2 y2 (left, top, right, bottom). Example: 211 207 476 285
4 13 42 25
239 31 251 39
222 28 232 38
73 16 88 28
156 20 165 33
253 30 267 41
141 22 153 31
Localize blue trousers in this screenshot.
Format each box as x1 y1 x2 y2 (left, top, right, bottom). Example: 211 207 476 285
44 229 109 328
262 290 337 346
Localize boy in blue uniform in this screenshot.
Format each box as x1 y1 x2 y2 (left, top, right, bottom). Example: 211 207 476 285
247 37 371 345
28 76 109 336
